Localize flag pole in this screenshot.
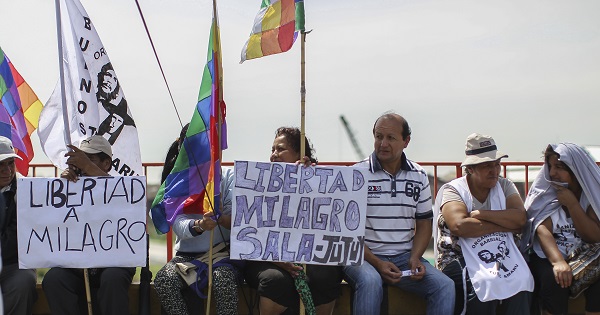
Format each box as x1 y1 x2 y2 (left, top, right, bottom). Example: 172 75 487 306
205 1 223 313
300 30 306 159
54 0 72 146
56 1 91 314
299 29 307 315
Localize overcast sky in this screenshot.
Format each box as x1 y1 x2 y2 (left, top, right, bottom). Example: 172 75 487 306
2 0 600 174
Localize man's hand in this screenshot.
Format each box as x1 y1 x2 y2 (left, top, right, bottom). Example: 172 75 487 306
408 256 426 280
376 261 402 284
61 168 80 182
64 145 94 173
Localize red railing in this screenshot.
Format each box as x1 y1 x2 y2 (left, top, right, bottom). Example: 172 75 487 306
25 161 554 262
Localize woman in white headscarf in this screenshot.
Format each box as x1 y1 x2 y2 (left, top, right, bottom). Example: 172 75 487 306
525 143 600 315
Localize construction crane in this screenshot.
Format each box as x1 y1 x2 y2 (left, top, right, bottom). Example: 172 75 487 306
339 115 366 160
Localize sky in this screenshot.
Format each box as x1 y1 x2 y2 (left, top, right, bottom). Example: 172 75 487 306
2 0 600 175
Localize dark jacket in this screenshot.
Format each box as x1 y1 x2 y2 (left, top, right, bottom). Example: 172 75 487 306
1 178 19 266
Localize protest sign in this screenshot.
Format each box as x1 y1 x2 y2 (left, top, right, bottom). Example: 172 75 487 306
231 161 367 266
17 176 147 269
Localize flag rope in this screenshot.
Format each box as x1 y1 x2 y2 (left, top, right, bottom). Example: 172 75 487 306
133 0 185 129
133 0 219 218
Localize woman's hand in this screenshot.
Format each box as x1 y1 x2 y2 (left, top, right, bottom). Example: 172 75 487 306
272 262 303 278
195 211 218 232
552 259 573 288
295 156 315 167
552 184 579 209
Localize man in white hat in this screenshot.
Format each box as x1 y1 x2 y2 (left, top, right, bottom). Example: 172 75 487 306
433 133 533 314
0 136 38 314
343 113 455 315
42 135 135 315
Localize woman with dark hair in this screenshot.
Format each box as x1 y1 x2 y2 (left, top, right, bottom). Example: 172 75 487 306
243 127 343 315
160 123 188 183
524 143 600 315
153 125 242 315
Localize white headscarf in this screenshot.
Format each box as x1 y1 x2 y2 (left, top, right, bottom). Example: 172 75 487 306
520 143 600 253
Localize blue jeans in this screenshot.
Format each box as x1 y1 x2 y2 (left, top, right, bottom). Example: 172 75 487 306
344 252 455 315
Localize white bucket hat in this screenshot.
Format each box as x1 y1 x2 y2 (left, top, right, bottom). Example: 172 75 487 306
0 136 23 162
461 133 508 167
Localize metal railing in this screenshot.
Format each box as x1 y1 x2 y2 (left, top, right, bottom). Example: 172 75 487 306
26 161 564 262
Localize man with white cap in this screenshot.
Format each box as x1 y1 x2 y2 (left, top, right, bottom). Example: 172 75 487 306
433 133 533 314
0 136 38 315
42 135 135 315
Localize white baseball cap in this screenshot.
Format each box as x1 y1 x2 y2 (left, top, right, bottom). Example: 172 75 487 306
79 136 112 157
0 136 23 162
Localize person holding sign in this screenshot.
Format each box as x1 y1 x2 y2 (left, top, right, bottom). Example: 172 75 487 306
343 113 455 315
42 135 136 315
243 127 343 315
433 133 533 314
0 136 37 315
153 126 243 315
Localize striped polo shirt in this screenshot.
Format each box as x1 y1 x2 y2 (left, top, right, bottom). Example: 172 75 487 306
355 152 432 256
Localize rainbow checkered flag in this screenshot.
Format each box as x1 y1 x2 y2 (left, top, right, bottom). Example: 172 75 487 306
150 9 227 234
240 0 305 63
0 47 43 175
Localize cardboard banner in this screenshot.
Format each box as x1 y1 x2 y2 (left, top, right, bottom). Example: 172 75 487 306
17 176 147 269
231 161 367 266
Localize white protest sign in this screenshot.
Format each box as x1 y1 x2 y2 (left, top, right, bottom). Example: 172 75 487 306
17 176 147 269
231 161 367 266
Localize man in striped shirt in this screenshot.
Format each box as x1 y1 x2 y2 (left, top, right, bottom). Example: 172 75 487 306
343 113 454 315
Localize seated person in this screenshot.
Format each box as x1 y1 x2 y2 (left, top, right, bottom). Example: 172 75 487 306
434 133 533 315
343 113 455 315
42 135 136 314
524 143 600 315
0 136 37 315
243 127 343 315
153 125 243 315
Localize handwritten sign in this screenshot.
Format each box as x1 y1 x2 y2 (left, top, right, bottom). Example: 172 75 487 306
231 161 367 266
17 176 147 269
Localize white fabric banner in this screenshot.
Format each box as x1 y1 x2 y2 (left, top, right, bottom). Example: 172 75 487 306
231 161 367 266
37 0 142 176
17 176 147 268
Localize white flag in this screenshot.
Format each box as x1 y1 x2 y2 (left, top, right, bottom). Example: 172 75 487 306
38 0 142 176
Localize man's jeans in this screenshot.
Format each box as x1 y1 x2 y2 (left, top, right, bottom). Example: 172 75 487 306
344 252 455 315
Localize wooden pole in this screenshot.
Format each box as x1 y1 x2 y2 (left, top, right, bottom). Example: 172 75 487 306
206 231 214 315
299 30 307 315
54 0 71 146
206 1 223 313
300 31 306 159
84 269 93 315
